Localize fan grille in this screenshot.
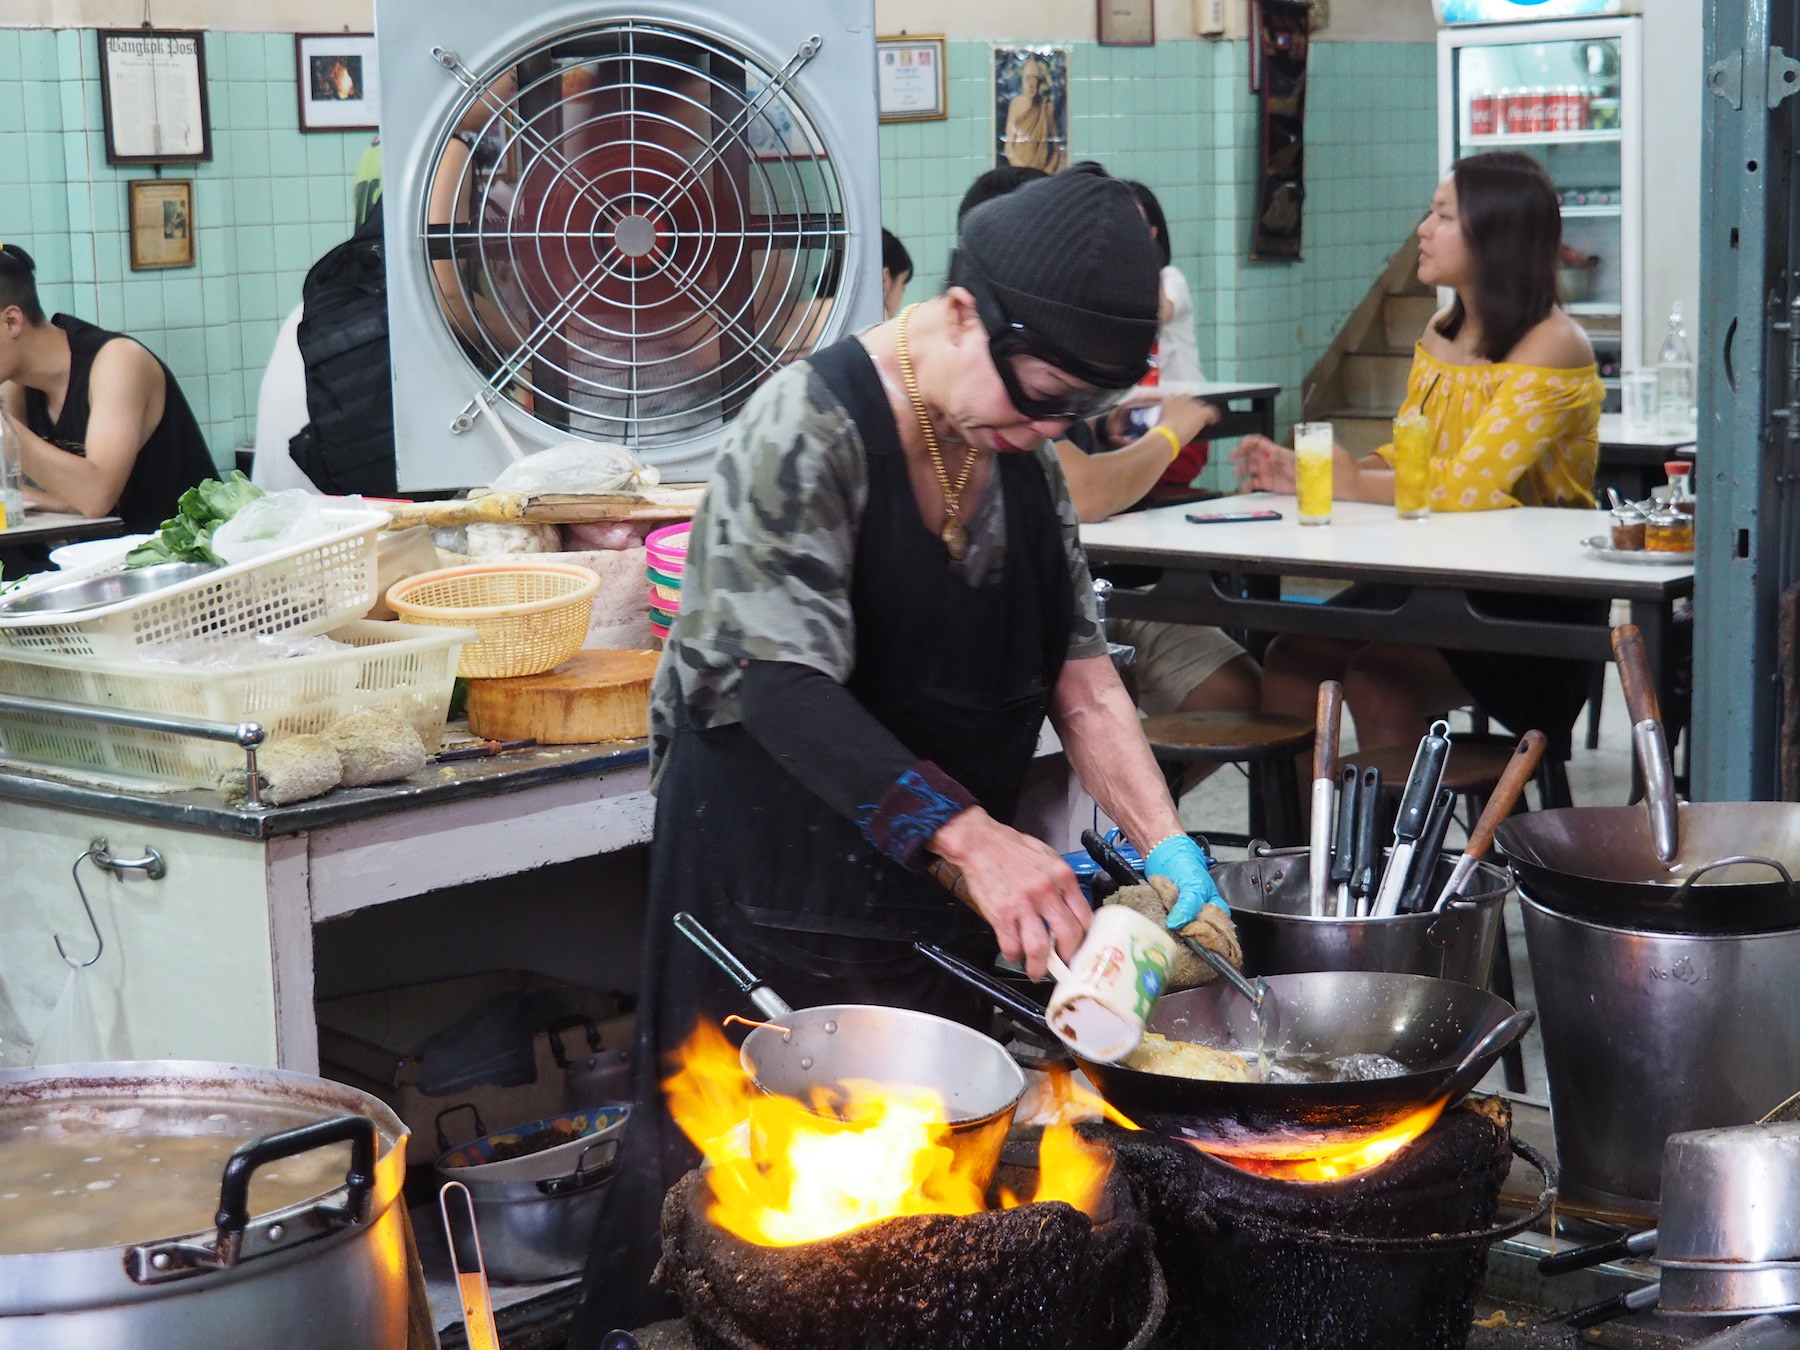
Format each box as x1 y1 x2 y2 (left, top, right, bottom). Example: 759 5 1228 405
424 20 848 450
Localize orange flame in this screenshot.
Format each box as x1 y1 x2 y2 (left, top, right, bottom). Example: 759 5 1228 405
1206 1097 1447 1181
663 1020 1113 1246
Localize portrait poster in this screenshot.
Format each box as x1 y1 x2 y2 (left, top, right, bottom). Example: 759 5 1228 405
1251 0 1311 261
295 33 380 132
128 179 195 271
993 46 1069 175
98 30 211 164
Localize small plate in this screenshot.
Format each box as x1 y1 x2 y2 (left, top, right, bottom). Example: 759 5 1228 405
1581 535 1694 565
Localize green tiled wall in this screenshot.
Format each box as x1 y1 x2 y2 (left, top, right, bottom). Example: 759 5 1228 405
0 29 366 463
1 28 1432 474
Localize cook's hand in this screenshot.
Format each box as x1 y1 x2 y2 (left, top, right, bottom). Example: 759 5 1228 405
929 806 1091 981
1229 434 1296 494
1146 834 1228 930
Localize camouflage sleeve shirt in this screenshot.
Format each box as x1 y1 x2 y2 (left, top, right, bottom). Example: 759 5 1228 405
649 357 1106 814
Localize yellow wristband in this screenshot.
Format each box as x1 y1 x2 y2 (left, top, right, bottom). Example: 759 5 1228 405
1148 424 1183 461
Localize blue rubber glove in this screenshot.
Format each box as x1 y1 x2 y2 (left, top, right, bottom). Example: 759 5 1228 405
1146 834 1228 930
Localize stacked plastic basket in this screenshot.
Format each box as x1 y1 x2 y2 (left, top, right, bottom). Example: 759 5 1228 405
645 522 689 645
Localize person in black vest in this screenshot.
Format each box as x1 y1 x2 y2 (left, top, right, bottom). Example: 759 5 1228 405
0 245 214 534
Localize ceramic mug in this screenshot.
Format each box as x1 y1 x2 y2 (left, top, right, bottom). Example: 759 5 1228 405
1045 905 1177 1063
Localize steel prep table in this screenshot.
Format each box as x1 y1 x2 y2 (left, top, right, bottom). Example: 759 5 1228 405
0 741 652 1074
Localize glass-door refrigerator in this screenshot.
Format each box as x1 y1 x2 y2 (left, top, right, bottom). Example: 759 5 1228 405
1437 10 1642 378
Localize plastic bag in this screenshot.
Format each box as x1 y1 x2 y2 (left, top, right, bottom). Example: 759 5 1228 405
210 489 332 565
136 630 350 670
562 520 651 551
31 962 130 1065
490 441 660 496
465 522 561 557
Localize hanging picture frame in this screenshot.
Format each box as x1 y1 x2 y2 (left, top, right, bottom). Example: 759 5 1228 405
1097 0 1156 47
295 33 380 132
128 179 195 271
993 46 1070 175
876 36 948 122
98 29 212 164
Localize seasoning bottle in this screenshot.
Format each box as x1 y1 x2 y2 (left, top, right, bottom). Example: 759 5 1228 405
0 411 23 532
1645 507 1694 554
1665 460 1696 516
1610 509 1647 552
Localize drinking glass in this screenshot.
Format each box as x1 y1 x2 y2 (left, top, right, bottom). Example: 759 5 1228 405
1621 371 1657 432
1391 414 1432 520
1293 422 1334 526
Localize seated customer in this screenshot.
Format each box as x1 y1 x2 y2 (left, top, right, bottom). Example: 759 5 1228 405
1232 151 1603 753
0 245 213 533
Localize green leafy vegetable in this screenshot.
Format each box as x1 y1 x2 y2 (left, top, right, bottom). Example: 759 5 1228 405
125 472 265 568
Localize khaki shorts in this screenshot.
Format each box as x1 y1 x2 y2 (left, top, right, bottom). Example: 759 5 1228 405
1108 619 1248 716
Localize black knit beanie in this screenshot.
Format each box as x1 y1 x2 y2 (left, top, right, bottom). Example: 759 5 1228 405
950 163 1161 380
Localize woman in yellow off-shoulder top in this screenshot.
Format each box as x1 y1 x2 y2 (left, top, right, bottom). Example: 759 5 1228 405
1232 151 1606 757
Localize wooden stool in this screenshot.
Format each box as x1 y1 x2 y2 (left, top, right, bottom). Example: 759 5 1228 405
1138 711 1313 847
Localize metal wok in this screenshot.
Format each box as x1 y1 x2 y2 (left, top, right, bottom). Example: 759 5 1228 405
1495 805 1800 934
917 945 1531 1161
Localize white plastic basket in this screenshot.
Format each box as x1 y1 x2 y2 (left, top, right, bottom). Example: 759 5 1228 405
0 506 389 660
0 620 473 788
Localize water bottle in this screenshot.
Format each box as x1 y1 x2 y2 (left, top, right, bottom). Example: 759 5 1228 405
0 411 24 531
1655 302 1695 438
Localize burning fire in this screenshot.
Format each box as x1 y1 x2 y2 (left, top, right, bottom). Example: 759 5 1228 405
1204 1098 1447 1182
664 1020 1113 1246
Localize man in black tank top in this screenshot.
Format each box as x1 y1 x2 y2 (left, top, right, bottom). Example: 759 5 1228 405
0 244 215 534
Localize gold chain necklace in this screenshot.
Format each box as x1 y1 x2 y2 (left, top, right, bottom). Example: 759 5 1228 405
895 303 979 561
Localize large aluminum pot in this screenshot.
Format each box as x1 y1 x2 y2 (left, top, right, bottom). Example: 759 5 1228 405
741 1004 1027 1191
1213 848 1507 988
1520 893 1800 1210
0 1060 410 1349
1658 1123 1800 1263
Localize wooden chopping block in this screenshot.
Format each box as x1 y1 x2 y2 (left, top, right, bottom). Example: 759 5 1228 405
465 649 661 744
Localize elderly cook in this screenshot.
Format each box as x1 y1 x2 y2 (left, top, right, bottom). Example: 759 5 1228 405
571 164 1226 1341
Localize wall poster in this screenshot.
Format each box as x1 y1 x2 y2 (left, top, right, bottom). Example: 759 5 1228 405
98 29 212 165
993 46 1069 175
1251 1 1311 261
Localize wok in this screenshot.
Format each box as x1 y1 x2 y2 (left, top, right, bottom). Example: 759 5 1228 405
917 944 1531 1161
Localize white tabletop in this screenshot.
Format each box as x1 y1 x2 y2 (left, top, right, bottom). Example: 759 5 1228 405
1597 413 1695 451
1080 493 1694 593
1188 378 1280 399
0 510 123 548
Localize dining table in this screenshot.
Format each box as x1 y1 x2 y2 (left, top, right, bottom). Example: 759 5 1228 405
1080 493 1694 772
0 509 124 551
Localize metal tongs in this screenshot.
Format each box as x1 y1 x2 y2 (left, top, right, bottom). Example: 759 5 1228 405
1080 829 1269 1011
1613 623 1680 863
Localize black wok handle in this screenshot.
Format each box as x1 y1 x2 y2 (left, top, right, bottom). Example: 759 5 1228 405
1566 1282 1659 1329
1539 1227 1658 1276
914 942 1052 1034
673 911 793 1020
1394 724 1450 842
1399 788 1457 914
1351 767 1383 900
1082 829 1144 888
1441 1009 1535 1104
1330 764 1360 887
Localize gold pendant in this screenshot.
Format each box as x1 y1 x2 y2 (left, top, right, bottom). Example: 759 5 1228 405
941 517 969 561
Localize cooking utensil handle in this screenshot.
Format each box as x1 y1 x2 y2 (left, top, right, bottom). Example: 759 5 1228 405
1611 623 1663 727
1177 934 1262 1005
672 911 794 1019
1313 680 1343 782
215 1115 379 1264
1566 1282 1659 1329
1393 723 1451 842
1670 854 1797 899
439 1180 502 1350
1308 778 1336 917
1082 829 1145 888
1399 787 1457 914
1432 732 1547 911
913 942 1053 1034
1441 1010 1535 1103
1330 764 1360 887
1539 1227 1659 1276
1351 767 1383 900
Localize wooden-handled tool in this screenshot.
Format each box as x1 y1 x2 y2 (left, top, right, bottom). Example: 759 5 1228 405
381 486 705 531
1612 622 1680 864
1433 730 1548 910
1308 681 1344 917
439 1181 501 1350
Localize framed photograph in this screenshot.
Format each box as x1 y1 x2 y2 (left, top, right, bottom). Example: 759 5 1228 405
98 30 211 164
295 33 380 132
994 46 1069 175
876 36 947 122
128 179 195 271
1097 0 1156 47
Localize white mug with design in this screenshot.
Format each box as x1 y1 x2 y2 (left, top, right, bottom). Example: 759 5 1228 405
1045 905 1177 1063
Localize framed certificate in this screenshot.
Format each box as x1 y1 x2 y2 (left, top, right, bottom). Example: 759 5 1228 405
876 36 948 123
128 179 195 271
98 30 212 164
1097 0 1156 47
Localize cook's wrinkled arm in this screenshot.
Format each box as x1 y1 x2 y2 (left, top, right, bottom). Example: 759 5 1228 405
1049 653 1183 855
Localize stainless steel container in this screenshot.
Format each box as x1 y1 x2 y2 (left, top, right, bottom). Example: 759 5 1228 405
1658 1123 1800 1263
1213 850 1508 988
0 1060 410 1349
1520 894 1800 1210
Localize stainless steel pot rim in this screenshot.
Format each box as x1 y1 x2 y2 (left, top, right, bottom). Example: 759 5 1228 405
1226 899 1500 926
1656 1258 1800 1272
1518 887 1800 939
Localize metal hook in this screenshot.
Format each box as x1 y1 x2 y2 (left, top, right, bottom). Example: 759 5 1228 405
59 844 107 968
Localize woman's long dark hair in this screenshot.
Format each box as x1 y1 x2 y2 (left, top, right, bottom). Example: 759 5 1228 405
1434 151 1561 363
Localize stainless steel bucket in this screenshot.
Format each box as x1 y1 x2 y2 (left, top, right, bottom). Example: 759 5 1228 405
1212 849 1508 988
0 1060 410 1350
1520 892 1800 1210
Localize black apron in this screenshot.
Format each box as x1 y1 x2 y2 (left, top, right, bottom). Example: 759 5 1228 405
568 337 1074 1343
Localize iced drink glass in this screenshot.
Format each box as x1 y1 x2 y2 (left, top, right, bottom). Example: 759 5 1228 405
1392 414 1432 520
1294 422 1334 526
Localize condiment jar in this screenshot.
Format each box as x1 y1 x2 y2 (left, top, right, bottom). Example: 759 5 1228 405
1645 508 1694 554
1610 510 1647 552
